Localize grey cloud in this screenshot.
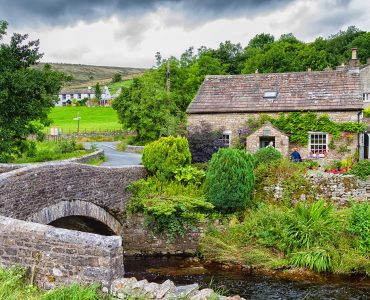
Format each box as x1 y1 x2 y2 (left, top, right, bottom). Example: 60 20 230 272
114 18 150 49
0 0 297 28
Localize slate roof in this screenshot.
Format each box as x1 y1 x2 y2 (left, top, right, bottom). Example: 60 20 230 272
187 69 363 114
60 89 94 95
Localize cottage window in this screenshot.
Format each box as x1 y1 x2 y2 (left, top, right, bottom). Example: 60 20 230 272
308 132 328 155
363 93 370 102
62 94 66 99
220 131 231 147
78 93 81 99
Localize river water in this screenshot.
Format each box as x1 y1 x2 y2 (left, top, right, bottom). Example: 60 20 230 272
124 256 370 300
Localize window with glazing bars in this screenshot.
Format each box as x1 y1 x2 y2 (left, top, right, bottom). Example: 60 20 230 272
220 134 230 147
309 132 328 154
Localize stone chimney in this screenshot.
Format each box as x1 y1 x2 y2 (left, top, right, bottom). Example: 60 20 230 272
349 48 360 67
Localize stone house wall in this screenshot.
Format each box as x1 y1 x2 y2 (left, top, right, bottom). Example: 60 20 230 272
360 64 370 109
187 110 360 162
0 216 124 290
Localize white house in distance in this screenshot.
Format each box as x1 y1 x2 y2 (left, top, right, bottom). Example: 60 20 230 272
56 86 112 106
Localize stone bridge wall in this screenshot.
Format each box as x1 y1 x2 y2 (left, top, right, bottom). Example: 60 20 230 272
0 162 146 221
0 216 124 289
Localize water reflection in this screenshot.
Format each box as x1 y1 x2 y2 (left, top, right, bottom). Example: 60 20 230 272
124 256 370 300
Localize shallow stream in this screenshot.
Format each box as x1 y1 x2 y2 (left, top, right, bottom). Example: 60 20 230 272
124 256 370 300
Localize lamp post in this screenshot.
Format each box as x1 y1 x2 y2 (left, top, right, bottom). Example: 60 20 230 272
73 112 81 133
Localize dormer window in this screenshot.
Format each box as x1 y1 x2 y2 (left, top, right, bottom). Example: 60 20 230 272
263 91 278 99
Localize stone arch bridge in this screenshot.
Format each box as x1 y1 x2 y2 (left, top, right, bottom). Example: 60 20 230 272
0 162 145 236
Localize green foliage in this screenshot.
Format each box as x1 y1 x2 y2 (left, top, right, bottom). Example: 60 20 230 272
173 165 205 185
347 201 370 254
0 22 66 162
111 72 122 83
289 248 332 272
364 107 370 118
142 136 191 179
253 147 282 167
0 267 38 300
94 82 102 101
128 176 213 239
41 283 103 300
11 140 86 163
205 148 255 212
253 159 314 205
349 160 370 180
282 200 340 253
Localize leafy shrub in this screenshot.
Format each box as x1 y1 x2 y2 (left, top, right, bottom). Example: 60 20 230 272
289 248 332 272
128 176 213 239
142 136 191 179
349 160 370 180
282 199 340 253
56 139 84 154
41 283 103 300
187 122 224 163
253 147 282 167
205 148 255 212
347 201 370 254
173 166 205 185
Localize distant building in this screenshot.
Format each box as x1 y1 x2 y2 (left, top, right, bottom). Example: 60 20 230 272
57 85 112 106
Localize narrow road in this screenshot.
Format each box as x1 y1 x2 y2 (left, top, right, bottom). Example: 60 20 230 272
84 142 142 167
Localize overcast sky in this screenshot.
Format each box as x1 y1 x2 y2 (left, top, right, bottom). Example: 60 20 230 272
0 0 369 68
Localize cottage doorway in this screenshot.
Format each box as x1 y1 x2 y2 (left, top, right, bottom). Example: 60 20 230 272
365 133 369 160
259 136 275 148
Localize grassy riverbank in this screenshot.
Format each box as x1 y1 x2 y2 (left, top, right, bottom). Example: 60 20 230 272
0 267 107 300
200 200 370 276
11 140 88 163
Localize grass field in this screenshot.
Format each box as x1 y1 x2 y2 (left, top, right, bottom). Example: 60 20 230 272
108 79 133 95
48 107 122 133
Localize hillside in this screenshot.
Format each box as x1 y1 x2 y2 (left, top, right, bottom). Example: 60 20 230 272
35 63 146 88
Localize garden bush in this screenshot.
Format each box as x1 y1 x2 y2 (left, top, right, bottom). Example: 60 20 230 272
142 136 191 179
349 160 370 180
205 148 255 212
282 199 340 253
347 201 370 254
253 147 282 167
128 176 213 239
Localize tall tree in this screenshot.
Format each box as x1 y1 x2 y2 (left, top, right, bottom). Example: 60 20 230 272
0 20 65 162
94 82 102 101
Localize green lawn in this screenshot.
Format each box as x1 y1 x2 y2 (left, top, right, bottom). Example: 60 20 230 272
108 79 133 95
48 107 122 133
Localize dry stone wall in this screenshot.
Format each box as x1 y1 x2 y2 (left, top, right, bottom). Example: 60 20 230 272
123 214 203 255
0 216 124 289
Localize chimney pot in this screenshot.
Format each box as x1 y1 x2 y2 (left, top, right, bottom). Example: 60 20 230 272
352 48 358 60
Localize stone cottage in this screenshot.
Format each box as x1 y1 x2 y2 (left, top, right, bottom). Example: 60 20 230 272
187 64 366 161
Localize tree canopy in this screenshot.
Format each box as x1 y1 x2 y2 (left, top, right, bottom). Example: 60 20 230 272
0 21 66 162
113 26 370 144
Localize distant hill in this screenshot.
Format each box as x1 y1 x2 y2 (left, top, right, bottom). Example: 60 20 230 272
35 63 146 88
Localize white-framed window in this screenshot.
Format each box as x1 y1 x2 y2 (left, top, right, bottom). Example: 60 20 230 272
308 132 328 154
363 93 370 102
220 130 231 147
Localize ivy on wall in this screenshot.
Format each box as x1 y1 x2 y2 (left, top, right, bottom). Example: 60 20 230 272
238 112 366 146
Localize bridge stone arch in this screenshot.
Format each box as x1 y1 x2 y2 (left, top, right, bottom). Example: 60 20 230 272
27 200 123 235
0 162 146 224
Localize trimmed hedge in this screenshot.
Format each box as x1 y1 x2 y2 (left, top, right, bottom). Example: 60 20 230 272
142 136 191 179
205 148 255 212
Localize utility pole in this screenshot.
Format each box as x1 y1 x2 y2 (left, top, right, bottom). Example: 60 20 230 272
166 60 170 107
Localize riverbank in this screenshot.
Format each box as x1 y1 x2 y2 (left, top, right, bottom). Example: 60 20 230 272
124 255 370 299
